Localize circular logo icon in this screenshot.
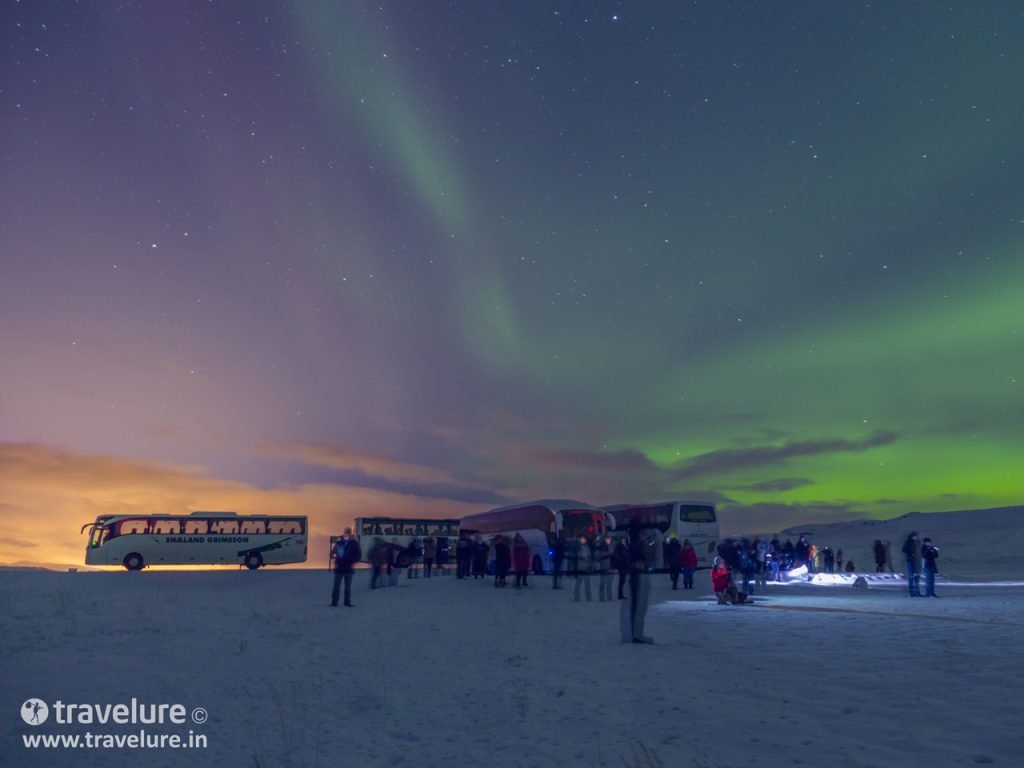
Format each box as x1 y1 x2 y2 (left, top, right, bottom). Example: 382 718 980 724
191 707 207 724
22 699 49 726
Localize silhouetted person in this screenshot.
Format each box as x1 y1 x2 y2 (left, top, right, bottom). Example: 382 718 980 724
665 535 683 589
902 532 921 597
423 536 436 577
471 534 488 579
573 536 593 602
552 532 566 589
493 535 511 587
512 532 530 588
596 536 613 601
369 537 387 589
922 537 940 597
624 520 654 643
873 539 887 572
613 538 629 599
681 539 698 589
456 534 472 579
331 528 361 607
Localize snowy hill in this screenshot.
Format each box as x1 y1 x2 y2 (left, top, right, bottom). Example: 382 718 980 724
766 505 1024 579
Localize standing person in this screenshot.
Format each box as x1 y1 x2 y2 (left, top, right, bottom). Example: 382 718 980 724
512 533 530 588
596 536 613 602
873 539 887 573
552 532 566 589
921 538 940 597
456 534 472 579
810 544 821 574
407 538 422 579
681 539 698 590
768 539 783 582
795 535 811 569
423 536 436 578
754 536 768 588
740 539 758 595
836 548 844 574
621 521 654 644
884 539 894 573
902 532 921 597
782 539 795 570
493 535 511 588
471 534 488 579
573 536 593 602
388 538 403 586
665 535 683 590
436 537 450 576
369 537 387 589
613 537 629 600
330 528 361 607
822 546 835 574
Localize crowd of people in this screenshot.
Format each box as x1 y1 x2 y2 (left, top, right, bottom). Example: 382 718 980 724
330 525 943 615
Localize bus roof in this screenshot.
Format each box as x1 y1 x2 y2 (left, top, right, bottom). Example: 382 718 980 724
88 512 307 524
600 500 716 511
461 499 600 533
353 516 461 524
482 499 599 515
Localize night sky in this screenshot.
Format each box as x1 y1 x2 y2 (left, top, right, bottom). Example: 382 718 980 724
2 2 1022 565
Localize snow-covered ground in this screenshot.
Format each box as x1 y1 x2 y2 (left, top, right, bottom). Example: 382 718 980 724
4 564 1022 768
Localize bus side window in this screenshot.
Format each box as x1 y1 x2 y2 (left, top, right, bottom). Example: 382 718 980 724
183 519 208 535
241 520 267 534
120 518 149 535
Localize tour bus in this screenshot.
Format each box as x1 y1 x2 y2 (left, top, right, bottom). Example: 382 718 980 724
81 511 308 570
345 516 461 569
459 499 610 575
602 501 719 570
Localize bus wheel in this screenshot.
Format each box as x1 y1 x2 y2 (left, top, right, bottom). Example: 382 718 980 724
244 552 263 570
532 554 544 575
123 553 144 571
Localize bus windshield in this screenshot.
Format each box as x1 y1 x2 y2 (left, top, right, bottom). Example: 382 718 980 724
613 504 673 533
679 505 716 523
560 510 604 540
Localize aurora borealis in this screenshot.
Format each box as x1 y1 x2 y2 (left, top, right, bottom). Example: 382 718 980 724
1 2 1021 566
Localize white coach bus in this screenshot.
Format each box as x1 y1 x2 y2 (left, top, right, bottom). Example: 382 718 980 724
602 501 719 570
459 499 610 574
81 511 308 570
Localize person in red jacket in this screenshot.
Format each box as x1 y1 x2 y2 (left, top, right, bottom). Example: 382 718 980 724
680 539 699 589
512 532 531 588
711 556 744 604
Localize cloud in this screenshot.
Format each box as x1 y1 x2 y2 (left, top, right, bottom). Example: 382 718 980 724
0 442 482 569
671 431 899 482
728 478 816 493
254 440 459 485
522 447 657 473
5 538 39 549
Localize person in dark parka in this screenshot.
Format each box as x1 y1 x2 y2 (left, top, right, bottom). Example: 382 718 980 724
613 537 629 599
331 528 362 607
493 535 511 587
902 531 921 597
665 535 683 589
